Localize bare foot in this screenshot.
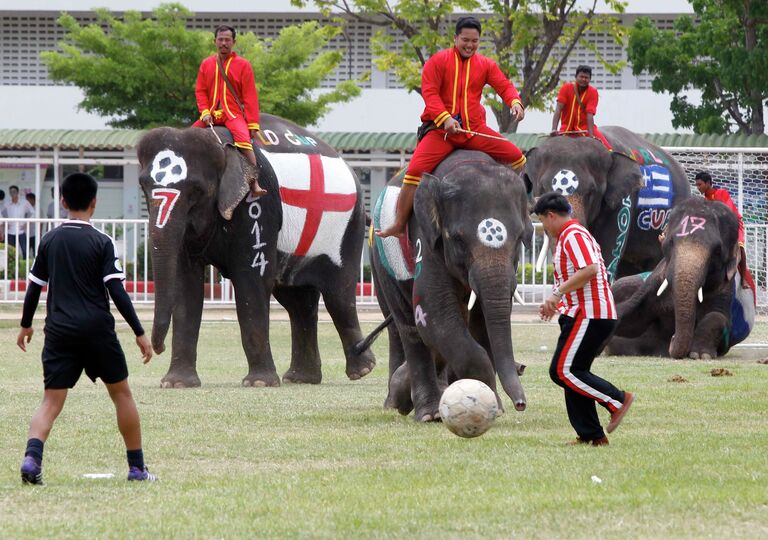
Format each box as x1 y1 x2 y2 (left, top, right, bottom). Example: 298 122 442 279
250 184 267 198
375 224 405 238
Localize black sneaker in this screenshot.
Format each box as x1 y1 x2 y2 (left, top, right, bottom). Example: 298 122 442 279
20 456 44 485
127 466 158 482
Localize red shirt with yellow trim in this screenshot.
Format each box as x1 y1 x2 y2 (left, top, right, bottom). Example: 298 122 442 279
195 52 260 131
704 187 745 246
420 48 522 134
556 82 599 133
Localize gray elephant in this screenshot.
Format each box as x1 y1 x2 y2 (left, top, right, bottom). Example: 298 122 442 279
370 150 532 421
524 126 691 281
608 197 756 358
137 114 375 387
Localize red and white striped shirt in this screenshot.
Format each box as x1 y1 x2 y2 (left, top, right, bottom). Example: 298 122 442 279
553 220 616 319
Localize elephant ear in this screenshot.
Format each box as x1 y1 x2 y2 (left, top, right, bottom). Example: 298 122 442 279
522 147 538 198
217 146 251 221
413 172 442 251
519 189 534 249
725 240 740 282
604 152 642 209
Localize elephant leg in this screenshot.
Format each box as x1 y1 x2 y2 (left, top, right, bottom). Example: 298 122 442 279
401 324 443 422
161 262 205 388
689 311 728 359
232 275 280 387
273 285 322 384
387 361 413 415
322 286 376 381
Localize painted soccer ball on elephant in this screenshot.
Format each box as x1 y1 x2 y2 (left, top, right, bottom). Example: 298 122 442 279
551 169 579 196
439 379 498 438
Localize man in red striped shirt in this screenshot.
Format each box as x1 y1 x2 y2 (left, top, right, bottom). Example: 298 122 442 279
535 192 633 446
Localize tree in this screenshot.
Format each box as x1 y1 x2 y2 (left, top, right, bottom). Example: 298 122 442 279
41 3 361 128
627 0 768 134
291 0 626 132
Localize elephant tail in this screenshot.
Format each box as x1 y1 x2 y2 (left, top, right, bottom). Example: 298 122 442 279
353 315 393 355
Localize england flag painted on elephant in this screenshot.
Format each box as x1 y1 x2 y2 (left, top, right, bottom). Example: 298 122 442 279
258 149 357 266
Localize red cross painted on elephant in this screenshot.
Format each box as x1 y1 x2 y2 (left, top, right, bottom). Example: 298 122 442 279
279 154 357 256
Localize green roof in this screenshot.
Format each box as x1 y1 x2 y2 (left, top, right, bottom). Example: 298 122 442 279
1 129 766 152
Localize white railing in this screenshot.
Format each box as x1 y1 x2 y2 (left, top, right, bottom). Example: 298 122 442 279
1 218 766 314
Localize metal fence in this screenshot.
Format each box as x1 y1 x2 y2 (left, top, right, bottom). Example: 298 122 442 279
2 218 765 315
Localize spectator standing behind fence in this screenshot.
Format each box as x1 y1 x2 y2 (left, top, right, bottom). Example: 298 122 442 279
0 189 6 242
26 193 37 257
534 192 633 446
47 187 68 220
2 185 35 259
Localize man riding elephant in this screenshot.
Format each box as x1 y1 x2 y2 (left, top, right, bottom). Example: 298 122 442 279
193 24 266 198
376 16 527 239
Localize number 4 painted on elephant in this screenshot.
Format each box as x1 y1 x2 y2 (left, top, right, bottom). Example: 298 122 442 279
151 188 180 229
676 216 706 237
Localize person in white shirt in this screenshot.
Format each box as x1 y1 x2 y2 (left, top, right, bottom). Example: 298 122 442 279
3 185 35 258
46 187 69 220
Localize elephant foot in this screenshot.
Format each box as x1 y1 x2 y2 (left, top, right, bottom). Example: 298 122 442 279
413 397 441 423
282 369 322 385
242 371 280 387
160 372 201 388
690 350 714 360
345 350 376 381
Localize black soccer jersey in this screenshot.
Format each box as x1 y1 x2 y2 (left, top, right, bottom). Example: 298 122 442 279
29 220 125 339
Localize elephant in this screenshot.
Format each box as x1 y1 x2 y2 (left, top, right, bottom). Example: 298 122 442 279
524 126 691 281
136 114 375 387
607 197 756 358
370 150 533 421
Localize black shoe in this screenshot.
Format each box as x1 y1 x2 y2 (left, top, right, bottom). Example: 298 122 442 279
20 456 44 485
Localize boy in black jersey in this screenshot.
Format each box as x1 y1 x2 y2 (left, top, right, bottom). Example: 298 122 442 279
17 173 157 484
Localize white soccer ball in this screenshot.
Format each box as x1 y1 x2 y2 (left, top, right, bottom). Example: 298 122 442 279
439 379 499 438
551 169 579 196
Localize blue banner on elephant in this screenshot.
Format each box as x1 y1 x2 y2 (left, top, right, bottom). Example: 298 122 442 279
637 165 674 209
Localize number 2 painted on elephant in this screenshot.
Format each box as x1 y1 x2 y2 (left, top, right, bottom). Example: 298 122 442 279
675 216 706 237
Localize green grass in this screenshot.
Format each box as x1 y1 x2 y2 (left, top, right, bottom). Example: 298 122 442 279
1 318 768 539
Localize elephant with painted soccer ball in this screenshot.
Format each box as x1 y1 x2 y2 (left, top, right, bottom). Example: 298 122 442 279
371 150 533 421
608 197 755 358
524 126 691 281
137 114 375 388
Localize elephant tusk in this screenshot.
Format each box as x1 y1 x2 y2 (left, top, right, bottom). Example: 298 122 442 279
513 289 525 306
468 290 477 310
698 287 703 303
535 234 549 272
656 278 668 297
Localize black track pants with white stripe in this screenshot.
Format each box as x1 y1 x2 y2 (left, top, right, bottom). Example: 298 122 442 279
549 312 625 440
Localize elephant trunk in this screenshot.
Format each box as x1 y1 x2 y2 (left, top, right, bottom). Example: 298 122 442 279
473 268 527 411
567 194 587 226
668 243 708 358
148 230 182 354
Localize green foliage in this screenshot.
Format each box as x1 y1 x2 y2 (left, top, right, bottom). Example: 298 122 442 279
42 4 361 128
0 243 29 279
291 0 627 132
41 4 209 128
236 22 362 126
517 262 554 284
627 1 768 134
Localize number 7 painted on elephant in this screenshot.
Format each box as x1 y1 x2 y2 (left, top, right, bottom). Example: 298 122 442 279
675 215 706 237
151 188 180 229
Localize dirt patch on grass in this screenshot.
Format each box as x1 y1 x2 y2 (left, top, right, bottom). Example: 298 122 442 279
667 375 688 383
710 368 733 377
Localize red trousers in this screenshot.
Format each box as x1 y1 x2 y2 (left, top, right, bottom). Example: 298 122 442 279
193 114 253 151
403 125 526 185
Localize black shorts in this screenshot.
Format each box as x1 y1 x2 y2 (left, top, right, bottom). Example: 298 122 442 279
42 334 128 389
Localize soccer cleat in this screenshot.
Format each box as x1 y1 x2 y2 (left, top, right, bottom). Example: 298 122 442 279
567 436 609 446
607 391 635 434
20 456 44 485
127 466 158 482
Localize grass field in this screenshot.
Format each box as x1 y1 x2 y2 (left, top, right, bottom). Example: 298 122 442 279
1 316 767 539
